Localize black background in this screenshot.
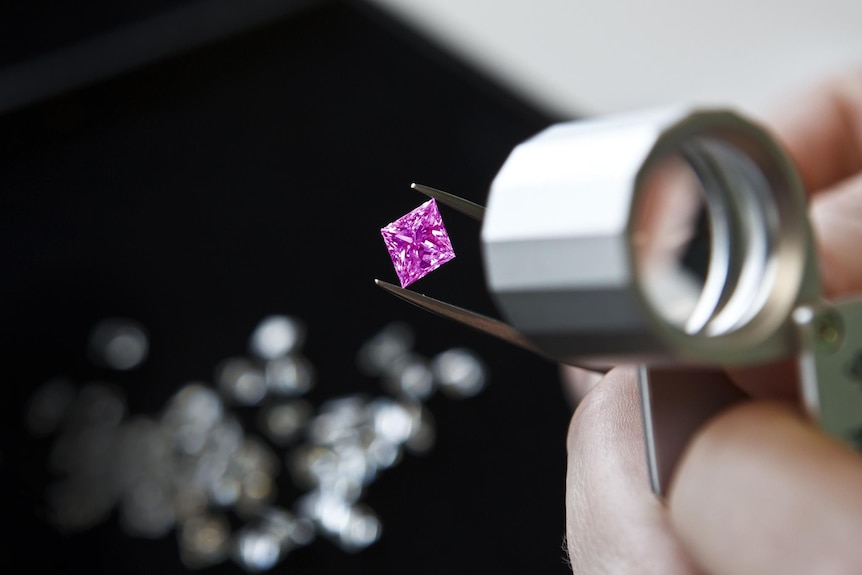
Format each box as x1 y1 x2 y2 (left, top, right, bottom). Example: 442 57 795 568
0 2 574 573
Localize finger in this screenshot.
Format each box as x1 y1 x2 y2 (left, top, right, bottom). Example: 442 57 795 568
560 365 604 407
728 76 862 396
566 367 702 574
726 358 798 400
669 401 862 575
810 170 862 297
767 71 862 194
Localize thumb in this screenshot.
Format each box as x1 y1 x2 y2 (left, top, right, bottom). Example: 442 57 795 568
669 401 862 575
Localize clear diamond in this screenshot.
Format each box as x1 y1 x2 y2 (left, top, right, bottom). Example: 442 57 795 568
381 199 455 288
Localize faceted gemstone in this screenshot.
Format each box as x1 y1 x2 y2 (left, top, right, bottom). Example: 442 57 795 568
380 199 455 288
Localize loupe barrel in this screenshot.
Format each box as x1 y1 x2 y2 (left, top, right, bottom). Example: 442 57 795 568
482 109 821 366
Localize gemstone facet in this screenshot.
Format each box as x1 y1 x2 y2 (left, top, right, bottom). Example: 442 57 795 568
380 199 455 288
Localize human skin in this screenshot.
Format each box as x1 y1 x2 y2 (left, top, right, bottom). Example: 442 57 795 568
564 72 862 575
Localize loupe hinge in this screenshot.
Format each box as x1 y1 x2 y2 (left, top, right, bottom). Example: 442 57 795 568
793 298 862 450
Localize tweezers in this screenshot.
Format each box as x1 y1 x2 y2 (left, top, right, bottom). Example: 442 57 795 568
375 183 548 357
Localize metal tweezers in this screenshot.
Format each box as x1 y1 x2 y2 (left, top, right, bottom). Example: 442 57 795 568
375 183 548 358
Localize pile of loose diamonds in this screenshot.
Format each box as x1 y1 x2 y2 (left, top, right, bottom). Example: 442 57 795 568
25 316 488 571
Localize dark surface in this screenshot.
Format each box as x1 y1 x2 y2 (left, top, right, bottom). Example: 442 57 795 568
0 2 572 573
0 0 196 68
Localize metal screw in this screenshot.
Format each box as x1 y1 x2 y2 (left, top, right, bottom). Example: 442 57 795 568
814 310 844 353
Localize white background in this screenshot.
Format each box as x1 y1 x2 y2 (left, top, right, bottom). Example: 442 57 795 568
371 0 861 117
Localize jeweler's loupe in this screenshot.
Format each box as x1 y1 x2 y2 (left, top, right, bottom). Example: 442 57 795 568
481 108 862 493
482 108 821 367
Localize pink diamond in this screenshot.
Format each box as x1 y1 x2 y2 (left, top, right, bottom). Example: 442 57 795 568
381 198 456 288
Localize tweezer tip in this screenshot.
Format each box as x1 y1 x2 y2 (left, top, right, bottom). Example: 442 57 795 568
408 182 485 222
410 182 433 196
374 278 398 291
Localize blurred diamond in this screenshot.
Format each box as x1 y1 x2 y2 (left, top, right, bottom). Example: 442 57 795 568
256 507 295 547
173 485 209 522
46 478 116 532
191 451 231 490
49 425 118 478
115 416 171 491
404 403 436 455
234 527 283 572
173 424 210 456
384 354 435 401
296 490 351 535
88 318 149 370
257 400 312 446
337 505 382 552
249 315 306 360
62 383 126 432
236 470 276 516
364 436 401 470
289 445 337 490
265 355 314 397
255 506 315 549
326 444 372 498
368 398 413 446
162 384 223 436
356 322 414 376
296 492 381 552
307 397 368 447
179 513 230 569
208 417 244 457
209 474 241 508
232 438 279 476
216 358 267 406
25 378 76 436
432 348 488 398
120 480 175 538
288 517 316 547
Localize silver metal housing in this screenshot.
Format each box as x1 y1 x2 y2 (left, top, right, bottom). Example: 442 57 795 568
481 108 820 366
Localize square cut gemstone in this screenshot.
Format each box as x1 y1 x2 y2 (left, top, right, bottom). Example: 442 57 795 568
381 198 456 288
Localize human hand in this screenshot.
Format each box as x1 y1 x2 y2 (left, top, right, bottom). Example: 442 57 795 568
564 72 862 574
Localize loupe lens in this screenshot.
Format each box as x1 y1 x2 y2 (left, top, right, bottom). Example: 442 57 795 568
632 138 781 338
632 155 715 333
